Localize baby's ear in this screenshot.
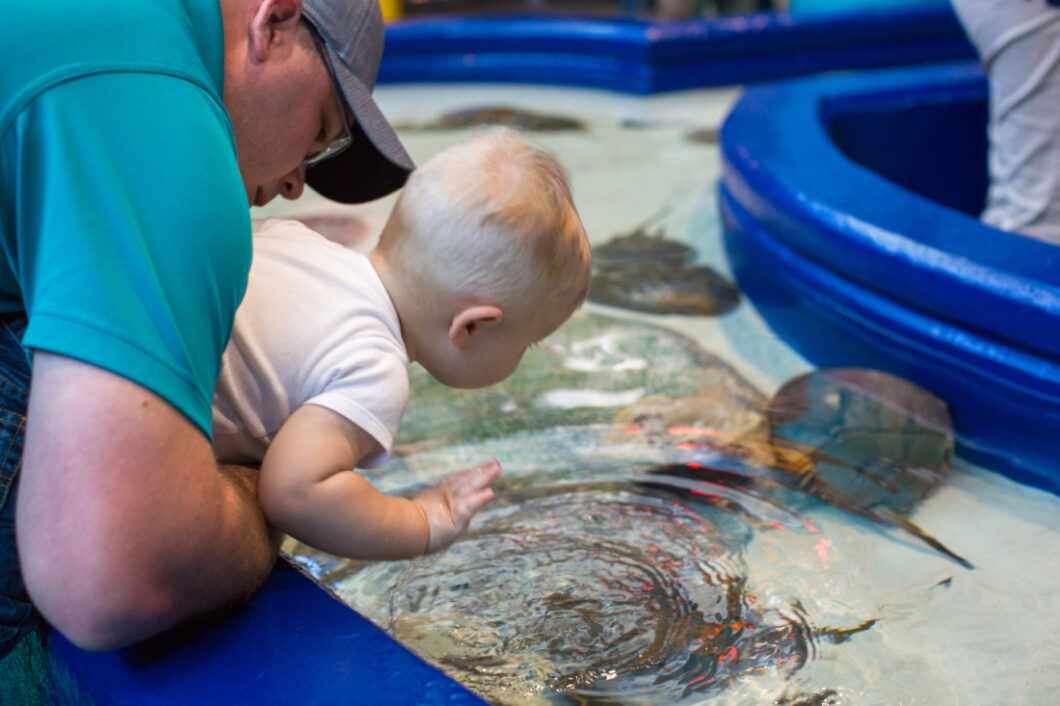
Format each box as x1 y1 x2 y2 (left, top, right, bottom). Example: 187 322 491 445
449 306 503 348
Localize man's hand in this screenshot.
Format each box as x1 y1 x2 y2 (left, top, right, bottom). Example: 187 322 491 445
412 460 501 553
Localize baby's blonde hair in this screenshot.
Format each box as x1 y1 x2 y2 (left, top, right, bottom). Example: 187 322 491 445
376 128 591 318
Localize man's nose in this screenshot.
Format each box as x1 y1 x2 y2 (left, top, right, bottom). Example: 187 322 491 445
280 164 307 200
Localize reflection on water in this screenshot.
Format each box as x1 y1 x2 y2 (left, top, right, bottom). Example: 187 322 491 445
291 443 879 705
284 303 939 703
369 480 807 705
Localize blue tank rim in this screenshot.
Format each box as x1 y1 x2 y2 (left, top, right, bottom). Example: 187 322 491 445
378 4 974 92
720 60 1060 494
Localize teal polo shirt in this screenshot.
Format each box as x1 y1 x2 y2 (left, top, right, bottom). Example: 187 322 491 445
0 0 252 438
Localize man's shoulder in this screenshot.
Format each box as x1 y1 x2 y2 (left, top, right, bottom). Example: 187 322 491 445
2 0 224 130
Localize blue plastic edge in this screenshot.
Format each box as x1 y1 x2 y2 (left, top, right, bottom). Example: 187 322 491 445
50 561 487 705
377 6 975 90
720 62 1060 357
719 61 1060 493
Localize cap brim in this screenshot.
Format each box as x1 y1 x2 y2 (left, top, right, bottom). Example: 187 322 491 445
306 68 414 204
307 116 411 204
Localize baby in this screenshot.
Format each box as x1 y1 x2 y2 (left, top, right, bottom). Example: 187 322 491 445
212 129 591 560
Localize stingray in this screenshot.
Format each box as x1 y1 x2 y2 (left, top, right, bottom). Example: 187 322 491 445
589 209 741 316
395 105 587 132
644 368 972 569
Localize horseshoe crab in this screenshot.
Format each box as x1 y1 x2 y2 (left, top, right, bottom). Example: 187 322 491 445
637 367 971 569
685 126 720 145
395 105 587 132
588 209 741 316
766 368 970 567
592 210 695 269
590 262 742 316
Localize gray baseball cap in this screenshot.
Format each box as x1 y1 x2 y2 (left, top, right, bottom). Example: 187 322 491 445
302 0 414 203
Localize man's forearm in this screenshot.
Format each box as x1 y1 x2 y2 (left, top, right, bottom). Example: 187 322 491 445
18 355 281 651
25 461 280 652
208 463 283 603
221 462 285 556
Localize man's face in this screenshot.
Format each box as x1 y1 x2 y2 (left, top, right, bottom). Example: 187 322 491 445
225 21 351 207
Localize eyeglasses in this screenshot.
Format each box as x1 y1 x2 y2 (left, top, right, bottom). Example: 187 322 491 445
304 21 353 169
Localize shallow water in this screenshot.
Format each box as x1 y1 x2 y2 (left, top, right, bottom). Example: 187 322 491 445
253 83 1060 705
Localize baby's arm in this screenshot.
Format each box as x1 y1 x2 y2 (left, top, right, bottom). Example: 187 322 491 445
259 404 499 560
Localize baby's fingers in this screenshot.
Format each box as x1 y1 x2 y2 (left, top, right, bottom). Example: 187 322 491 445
447 463 500 526
454 486 495 521
445 460 502 495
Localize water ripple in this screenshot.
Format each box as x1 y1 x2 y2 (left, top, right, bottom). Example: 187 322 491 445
339 479 815 705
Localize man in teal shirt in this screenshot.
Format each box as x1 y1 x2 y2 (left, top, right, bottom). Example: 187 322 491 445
0 0 412 660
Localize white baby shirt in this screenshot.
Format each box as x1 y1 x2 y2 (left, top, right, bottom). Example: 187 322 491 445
211 218 410 468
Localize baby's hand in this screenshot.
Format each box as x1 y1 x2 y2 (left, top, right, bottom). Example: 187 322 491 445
413 460 501 553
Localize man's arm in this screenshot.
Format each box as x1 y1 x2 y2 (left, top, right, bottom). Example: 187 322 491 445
259 404 499 560
16 354 279 651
